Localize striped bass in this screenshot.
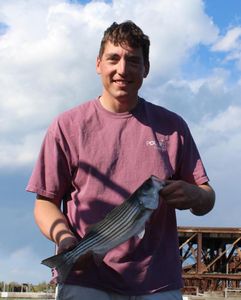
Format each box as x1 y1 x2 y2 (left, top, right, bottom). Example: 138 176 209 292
41 175 165 282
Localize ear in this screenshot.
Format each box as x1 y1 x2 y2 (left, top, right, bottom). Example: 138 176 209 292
143 61 150 78
96 56 101 74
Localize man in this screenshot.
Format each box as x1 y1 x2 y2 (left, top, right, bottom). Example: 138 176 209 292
27 21 215 300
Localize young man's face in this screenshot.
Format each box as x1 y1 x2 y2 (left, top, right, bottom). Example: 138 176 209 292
96 41 149 111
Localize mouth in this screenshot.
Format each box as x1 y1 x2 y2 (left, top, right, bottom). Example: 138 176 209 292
113 79 131 87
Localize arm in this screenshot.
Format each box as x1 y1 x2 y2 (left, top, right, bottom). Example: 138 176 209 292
160 180 215 216
34 195 78 253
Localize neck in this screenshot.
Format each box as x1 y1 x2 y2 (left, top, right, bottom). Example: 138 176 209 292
99 96 138 113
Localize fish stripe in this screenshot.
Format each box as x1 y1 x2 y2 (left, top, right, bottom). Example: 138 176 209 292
89 195 140 234
62 200 141 265
41 175 164 282
71 200 141 259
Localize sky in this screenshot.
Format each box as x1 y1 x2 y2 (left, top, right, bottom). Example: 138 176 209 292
0 0 241 284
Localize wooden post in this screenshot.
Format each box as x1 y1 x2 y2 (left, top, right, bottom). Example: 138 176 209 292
197 232 202 274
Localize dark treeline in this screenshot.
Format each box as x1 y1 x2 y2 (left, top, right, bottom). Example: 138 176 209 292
0 281 56 293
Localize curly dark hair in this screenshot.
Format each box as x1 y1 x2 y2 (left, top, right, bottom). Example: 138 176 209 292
98 21 150 64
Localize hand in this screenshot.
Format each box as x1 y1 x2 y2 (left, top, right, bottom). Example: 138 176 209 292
57 235 79 254
160 180 215 216
160 180 201 210
57 235 92 270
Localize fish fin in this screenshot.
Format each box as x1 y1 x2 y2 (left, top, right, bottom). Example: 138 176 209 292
41 252 65 268
137 228 145 239
41 252 74 283
74 250 105 267
92 251 106 266
73 250 93 269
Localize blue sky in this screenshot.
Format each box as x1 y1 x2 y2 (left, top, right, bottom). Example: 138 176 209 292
0 0 241 284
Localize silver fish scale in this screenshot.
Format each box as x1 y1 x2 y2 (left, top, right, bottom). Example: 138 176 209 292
86 195 142 236
41 175 163 282
64 198 142 264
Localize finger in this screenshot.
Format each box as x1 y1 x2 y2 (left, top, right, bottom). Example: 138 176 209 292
165 197 184 210
161 180 177 195
164 179 175 185
57 236 78 253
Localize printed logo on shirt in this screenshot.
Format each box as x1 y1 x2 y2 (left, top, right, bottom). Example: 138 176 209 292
146 137 168 152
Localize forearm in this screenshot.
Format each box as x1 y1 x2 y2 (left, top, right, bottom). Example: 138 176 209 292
190 183 215 216
34 196 75 246
161 180 215 216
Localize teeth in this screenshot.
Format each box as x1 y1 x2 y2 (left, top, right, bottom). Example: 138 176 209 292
115 80 129 83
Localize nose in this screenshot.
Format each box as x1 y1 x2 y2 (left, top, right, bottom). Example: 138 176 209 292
117 58 127 76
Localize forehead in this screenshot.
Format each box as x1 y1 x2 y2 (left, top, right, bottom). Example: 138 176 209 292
102 41 143 58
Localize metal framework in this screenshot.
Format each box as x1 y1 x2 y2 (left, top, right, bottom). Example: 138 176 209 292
178 227 241 294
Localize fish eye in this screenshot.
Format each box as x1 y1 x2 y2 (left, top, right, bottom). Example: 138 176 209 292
142 182 152 193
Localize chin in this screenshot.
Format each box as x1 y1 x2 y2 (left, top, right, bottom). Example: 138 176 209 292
115 92 135 101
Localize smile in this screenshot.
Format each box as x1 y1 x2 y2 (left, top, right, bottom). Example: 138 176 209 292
113 80 131 86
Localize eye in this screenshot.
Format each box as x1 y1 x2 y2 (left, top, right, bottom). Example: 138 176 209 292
127 56 142 65
106 54 119 64
142 183 151 193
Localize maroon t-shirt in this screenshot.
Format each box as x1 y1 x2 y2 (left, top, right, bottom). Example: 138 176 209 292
27 97 209 295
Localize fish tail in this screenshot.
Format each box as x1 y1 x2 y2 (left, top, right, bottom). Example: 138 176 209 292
41 252 74 283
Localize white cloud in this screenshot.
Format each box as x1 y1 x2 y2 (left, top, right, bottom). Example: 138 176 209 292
145 67 239 125
0 0 219 169
1 1 240 232
135 0 219 80
212 27 241 52
177 104 241 227
205 105 241 133
191 105 241 173
0 246 51 284
1 0 241 285
212 26 241 69
1 0 239 227
144 73 241 227
0 130 45 169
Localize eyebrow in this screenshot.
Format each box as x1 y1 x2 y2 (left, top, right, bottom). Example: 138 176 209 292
104 52 142 60
105 53 119 58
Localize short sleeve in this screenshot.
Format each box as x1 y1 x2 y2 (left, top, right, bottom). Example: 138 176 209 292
176 119 209 185
26 120 73 200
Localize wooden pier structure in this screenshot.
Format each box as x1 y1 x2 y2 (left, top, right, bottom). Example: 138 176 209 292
178 226 241 295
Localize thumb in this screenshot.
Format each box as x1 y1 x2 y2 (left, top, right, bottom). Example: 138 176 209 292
57 236 78 254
